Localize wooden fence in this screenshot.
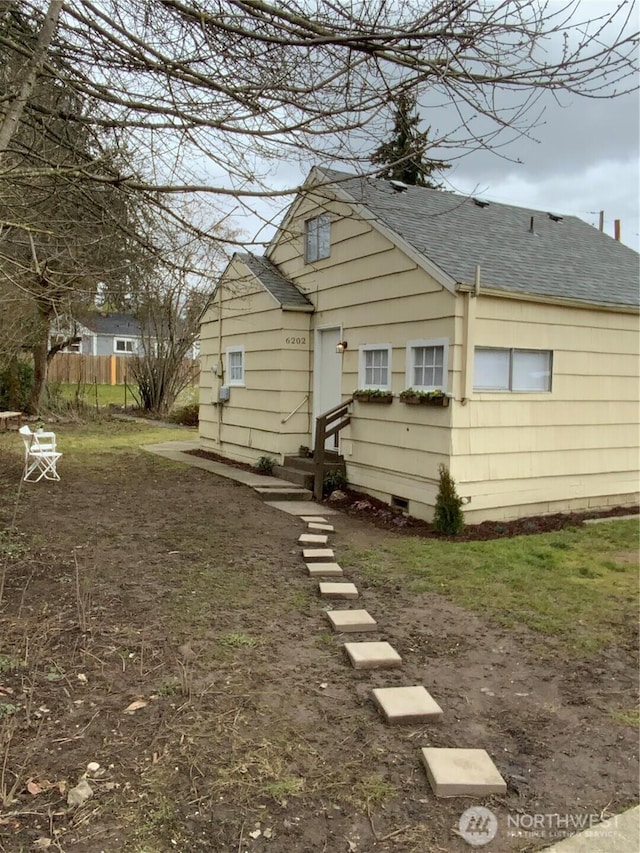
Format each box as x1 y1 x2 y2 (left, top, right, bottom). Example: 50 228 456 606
47 354 200 386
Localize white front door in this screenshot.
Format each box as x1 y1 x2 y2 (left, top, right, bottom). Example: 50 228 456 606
313 326 342 450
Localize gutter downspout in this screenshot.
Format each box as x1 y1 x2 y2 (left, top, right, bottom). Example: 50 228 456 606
217 281 223 445
460 265 479 403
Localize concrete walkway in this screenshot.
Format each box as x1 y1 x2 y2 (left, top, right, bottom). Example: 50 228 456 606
542 805 639 852
141 440 336 515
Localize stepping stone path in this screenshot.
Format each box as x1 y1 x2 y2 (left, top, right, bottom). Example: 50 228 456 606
344 641 402 669
306 562 343 577
296 512 507 801
303 548 334 562
298 533 328 545
326 609 377 633
421 748 507 798
319 581 358 599
372 686 443 724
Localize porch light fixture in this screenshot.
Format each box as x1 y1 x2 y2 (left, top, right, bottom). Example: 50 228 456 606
336 340 348 353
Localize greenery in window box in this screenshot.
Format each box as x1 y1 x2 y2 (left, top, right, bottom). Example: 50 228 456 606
352 389 393 403
399 388 449 406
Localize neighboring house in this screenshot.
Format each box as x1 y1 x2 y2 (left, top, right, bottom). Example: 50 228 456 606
50 312 143 356
198 167 639 522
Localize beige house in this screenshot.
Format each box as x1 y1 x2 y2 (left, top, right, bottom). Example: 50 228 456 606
199 168 639 522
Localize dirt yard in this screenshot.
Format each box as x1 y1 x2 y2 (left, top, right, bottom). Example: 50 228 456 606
0 428 637 852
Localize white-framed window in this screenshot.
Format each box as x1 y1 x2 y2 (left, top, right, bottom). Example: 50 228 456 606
474 347 553 392
358 344 392 390
226 345 245 386
51 334 82 354
406 338 449 391
305 213 331 262
114 337 136 354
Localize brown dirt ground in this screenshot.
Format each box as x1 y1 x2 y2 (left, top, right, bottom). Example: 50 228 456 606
0 442 638 853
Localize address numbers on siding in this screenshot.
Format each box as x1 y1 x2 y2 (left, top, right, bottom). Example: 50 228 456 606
285 336 306 345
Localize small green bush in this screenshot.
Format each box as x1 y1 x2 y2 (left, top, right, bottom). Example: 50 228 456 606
171 402 199 426
256 455 277 474
433 463 464 535
323 469 348 496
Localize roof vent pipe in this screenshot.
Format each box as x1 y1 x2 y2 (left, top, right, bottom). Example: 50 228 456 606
529 216 535 234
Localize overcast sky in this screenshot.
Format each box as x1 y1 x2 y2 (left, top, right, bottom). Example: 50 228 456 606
231 1 639 256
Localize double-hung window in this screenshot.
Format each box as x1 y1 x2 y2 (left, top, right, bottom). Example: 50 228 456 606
406 338 448 391
474 347 552 391
226 345 245 386
358 344 392 390
305 213 331 262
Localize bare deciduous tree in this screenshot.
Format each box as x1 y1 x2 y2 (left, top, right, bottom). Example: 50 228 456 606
1 1 636 204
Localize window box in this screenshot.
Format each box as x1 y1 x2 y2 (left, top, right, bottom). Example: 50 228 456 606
353 389 393 404
399 389 450 407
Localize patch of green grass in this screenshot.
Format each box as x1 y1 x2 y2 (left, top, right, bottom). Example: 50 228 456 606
0 654 22 673
53 383 197 409
263 777 304 804
283 589 314 612
217 632 262 649
610 706 640 727
350 772 395 809
350 521 639 654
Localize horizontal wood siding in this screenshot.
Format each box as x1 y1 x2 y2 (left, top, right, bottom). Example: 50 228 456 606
451 295 639 518
199 258 312 461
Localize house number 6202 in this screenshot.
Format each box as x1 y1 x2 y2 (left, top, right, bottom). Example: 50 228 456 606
285 336 306 344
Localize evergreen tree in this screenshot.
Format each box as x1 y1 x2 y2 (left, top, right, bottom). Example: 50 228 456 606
433 464 464 536
371 92 450 188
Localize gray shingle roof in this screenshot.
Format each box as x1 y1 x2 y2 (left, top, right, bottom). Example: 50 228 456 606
238 252 312 309
320 169 639 308
80 312 142 336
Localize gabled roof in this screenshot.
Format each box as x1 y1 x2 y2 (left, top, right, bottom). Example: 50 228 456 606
317 168 639 309
80 312 142 336
237 252 313 310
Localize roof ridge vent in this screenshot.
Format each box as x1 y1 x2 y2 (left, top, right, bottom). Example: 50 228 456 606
389 179 409 192
547 212 563 222
472 198 490 208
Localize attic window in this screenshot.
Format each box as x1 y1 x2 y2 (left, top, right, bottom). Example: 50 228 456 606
473 198 490 208
305 214 330 262
389 180 408 192
548 213 563 222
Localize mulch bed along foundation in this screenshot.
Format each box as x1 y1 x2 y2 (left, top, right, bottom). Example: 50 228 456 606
187 448 637 541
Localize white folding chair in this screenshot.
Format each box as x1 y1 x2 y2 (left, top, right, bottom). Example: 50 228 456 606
18 425 62 482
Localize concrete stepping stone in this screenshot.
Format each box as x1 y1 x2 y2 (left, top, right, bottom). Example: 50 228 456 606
298 533 329 545
420 748 507 798
307 522 335 532
326 609 377 633
303 548 335 562
301 516 329 523
306 562 343 577
344 641 402 669
319 582 358 599
372 686 443 724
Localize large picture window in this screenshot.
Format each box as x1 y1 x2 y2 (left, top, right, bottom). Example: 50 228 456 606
474 348 552 392
406 338 448 391
226 345 245 386
305 213 331 262
358 344 392 390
